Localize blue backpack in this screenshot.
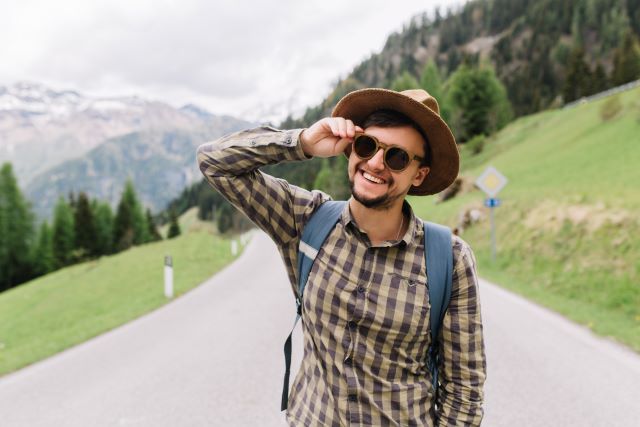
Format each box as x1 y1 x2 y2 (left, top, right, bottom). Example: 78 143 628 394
281 201 453 411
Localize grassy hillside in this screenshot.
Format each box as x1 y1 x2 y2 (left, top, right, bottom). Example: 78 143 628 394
412 86 640 351
0 212 242 376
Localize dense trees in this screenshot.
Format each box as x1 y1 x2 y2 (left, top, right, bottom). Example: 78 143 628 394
612 30 640 85
0 169 163 293
0 163 34 291
163 0 640 236
563 46 594 103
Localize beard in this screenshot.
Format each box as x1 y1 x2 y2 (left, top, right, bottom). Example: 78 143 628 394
349 175 403 210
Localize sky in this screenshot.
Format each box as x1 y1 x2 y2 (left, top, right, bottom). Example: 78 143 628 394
2 0 463 123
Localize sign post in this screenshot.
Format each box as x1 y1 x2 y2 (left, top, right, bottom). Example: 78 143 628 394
164 255 174 299
475 166 508 262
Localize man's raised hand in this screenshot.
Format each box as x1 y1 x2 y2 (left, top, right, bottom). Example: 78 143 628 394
300 117 363 158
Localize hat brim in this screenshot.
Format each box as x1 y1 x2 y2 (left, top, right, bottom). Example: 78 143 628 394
332 88 459 195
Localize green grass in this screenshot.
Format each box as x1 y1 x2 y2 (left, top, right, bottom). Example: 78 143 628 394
411 87 640 351
0 215 241 376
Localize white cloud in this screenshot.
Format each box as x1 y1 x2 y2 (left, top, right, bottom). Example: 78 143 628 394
1 0 463 123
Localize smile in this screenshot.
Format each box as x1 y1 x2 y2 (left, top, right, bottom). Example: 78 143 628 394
362 171 386 184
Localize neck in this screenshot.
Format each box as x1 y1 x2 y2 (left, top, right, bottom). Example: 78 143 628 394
348 198 406 245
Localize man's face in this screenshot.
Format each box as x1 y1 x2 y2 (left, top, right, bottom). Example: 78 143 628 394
348 125 430 210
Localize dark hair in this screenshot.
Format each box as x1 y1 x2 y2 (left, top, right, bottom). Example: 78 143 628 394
361 109 431 167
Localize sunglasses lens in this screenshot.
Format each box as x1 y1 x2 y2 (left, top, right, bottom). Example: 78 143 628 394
354 135 377 158
385 147 410 171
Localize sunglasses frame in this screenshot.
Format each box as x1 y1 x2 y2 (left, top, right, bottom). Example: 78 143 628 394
351 133 424 172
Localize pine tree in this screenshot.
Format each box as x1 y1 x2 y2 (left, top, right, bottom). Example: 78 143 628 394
217 203 234 234
589 63 608 95
74 192 97 259
52 196 75 268
113 180 148 251
93 201 114 256
113 193 133 251
33 221 55 276
167 210 181 239
68 191 77 211
0 163 35 291
420 61 450 121
420 61 444 101
562 46 592 103
390 71 420 91
612 30 640 85
146 208 162 242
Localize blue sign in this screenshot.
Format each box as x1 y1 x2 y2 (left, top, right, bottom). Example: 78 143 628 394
484 198 501 208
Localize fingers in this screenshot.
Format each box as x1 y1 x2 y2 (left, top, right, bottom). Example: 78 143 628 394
324 118 339 137
305 117 359 157
346 120 356 138
336 136 352 154
328 117 357 139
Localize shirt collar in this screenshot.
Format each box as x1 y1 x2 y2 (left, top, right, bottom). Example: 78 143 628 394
339 200 423 247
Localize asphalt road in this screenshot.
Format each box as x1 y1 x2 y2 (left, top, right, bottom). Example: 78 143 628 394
1 231 639 426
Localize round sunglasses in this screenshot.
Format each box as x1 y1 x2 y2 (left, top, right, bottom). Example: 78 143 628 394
351 133 424 172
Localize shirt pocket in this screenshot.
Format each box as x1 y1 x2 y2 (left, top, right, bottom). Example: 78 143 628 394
365 271 431 350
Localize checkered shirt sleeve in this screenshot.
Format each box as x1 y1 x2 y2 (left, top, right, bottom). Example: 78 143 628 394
196 126 328 294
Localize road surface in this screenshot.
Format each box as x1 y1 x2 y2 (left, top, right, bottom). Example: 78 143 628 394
1 232 639 426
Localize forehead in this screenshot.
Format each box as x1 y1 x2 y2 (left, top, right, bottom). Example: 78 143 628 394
363 125 425 156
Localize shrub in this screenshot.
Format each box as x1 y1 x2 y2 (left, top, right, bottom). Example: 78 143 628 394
600 95 623 121
467 134 486 155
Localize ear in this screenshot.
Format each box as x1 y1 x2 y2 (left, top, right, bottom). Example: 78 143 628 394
412 166 430 187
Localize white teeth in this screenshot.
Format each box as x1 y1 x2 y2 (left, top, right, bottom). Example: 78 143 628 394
363 172 384 184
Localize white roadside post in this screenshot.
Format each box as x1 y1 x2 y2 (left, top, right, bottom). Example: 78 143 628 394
231 240 238 256
475 166 508 262
164 255 174 299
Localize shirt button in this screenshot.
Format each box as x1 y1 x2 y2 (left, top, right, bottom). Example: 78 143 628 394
357 286 365 293
349 394 357 402
348 320 357 329
344 357 352 366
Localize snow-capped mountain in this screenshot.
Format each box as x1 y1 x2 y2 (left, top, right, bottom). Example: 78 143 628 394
0 82 238 186
0 82 254 218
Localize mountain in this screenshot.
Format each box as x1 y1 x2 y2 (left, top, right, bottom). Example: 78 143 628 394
0 82 249 187
0 82 253 218
26 127 227 218
282 0 640 126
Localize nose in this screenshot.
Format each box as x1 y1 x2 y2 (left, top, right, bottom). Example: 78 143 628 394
367 148 385 171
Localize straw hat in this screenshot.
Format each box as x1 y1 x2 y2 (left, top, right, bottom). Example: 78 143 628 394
332 88 459 195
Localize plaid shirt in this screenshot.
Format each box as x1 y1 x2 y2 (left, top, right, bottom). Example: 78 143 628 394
197 126 486 426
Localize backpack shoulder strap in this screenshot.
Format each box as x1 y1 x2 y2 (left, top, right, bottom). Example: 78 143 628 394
296 200 346 305
423 221 453 391
282 200 345 411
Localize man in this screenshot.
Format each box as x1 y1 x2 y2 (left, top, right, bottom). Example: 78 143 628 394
197 88 486 426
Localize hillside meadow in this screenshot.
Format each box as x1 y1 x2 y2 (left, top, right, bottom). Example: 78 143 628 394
1 86 638 377
0 211 240 376
412 86 640 351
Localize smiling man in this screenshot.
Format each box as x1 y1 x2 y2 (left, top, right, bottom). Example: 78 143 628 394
197 88 486 426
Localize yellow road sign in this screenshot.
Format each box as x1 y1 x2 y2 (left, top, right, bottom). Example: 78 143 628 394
475 166 508 197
